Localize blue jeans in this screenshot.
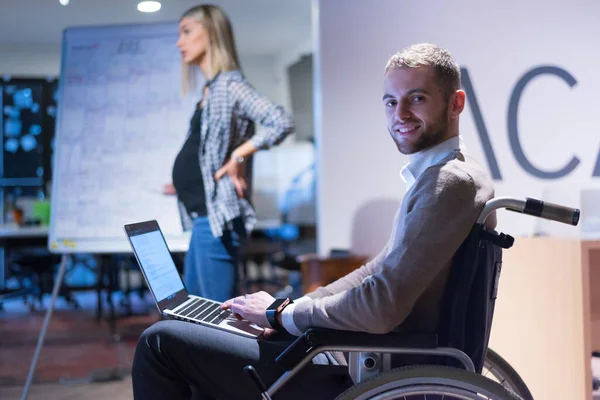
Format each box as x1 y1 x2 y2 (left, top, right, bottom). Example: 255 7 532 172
183 216 245 302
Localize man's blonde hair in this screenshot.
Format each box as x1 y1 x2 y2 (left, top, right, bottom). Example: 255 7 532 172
385 43 461 97
180 4 240 93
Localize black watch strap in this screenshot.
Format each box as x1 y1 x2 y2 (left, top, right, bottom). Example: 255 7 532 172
266 298 293 331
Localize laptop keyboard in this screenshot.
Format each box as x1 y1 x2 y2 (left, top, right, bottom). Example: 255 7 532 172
175 298 232 325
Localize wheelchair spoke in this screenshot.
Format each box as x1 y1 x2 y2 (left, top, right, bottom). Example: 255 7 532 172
483 365 508 385
483 349 532 399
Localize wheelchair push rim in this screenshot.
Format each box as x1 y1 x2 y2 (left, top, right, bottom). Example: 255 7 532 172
482 348 533 400
335 365 519 400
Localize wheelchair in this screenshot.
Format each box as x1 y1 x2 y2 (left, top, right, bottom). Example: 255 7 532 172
244 196 580 399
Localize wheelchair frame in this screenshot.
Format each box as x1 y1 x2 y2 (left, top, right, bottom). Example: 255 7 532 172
245 196 580 400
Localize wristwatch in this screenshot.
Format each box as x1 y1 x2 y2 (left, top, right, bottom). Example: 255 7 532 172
232 151 245 164
266 298 293 331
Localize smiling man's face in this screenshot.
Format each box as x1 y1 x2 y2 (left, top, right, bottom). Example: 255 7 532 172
383 65 453 154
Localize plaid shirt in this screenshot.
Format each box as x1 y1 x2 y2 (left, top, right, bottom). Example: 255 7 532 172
178 70 294 237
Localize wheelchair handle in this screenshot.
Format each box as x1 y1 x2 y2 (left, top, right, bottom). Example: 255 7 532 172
523 197 580 226
477 197 580 226
243 365 272 400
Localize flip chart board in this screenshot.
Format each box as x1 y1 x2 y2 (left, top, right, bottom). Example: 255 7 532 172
49 22 195 253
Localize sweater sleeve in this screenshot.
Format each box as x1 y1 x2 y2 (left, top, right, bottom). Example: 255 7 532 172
304 209 399 300
292 167 482 334
304 242 390 300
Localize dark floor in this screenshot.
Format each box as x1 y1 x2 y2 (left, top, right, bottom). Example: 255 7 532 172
0 377 133 400
0 261 287 400
0 290 157 398
3 279 600 399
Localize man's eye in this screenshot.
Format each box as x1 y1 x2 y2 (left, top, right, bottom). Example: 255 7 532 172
385 100 396 107
412 96 424 103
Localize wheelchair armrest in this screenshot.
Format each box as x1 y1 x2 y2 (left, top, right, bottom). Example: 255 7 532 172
275 327 438 371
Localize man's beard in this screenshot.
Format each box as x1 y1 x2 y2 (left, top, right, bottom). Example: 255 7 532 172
395 108 449 155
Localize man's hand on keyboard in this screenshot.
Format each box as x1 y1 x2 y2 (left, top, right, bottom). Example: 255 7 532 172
221 291 275 330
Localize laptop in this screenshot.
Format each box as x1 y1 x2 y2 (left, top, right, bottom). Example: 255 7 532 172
124 220 264 338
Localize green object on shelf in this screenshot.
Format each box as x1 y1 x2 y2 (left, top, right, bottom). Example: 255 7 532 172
32 200 51 225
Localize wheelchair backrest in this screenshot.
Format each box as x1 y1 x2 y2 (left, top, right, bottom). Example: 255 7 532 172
438 223 512 372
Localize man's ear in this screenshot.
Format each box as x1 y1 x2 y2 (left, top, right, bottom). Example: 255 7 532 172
450 89 466 117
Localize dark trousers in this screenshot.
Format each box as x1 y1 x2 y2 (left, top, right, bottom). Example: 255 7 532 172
132 320 354 399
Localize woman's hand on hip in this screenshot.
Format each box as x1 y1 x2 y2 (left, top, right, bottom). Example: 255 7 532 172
163 183 176 195
214 158 247 198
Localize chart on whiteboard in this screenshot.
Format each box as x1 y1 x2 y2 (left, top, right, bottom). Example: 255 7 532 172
50 23 195 253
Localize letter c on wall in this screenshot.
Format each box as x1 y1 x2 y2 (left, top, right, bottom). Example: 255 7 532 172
508 66 580 179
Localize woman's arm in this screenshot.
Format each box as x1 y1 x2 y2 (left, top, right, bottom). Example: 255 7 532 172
228 79 295 152
214 79 295 195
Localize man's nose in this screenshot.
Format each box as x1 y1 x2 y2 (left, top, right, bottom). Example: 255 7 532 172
396 103 411 121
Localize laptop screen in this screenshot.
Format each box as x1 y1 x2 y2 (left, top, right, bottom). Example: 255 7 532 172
128 227 185 302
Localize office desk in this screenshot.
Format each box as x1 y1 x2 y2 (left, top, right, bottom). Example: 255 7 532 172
0 224 49 290
0 224 49 238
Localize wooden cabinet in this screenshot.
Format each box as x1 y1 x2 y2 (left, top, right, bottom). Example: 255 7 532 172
587 243 600 353
488 238 600 400
298 255 368 294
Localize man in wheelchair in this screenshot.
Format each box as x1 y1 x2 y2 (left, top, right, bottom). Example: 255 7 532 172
131 43 498 399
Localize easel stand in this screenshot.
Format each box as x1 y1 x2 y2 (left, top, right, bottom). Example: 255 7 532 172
20 253 70 400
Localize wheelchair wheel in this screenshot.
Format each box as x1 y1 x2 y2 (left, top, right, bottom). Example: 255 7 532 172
483 348 533 400
335 365 519 400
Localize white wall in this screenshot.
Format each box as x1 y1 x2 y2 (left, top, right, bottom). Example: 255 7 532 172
316 0 600 256
274 37 313 114
242 49 316 225
241 53 287 111
0 44 61 76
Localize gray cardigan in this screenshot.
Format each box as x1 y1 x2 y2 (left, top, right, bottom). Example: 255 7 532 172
293 150 496 334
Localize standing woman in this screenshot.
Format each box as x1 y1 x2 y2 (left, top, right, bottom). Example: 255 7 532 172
167 4 294 302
